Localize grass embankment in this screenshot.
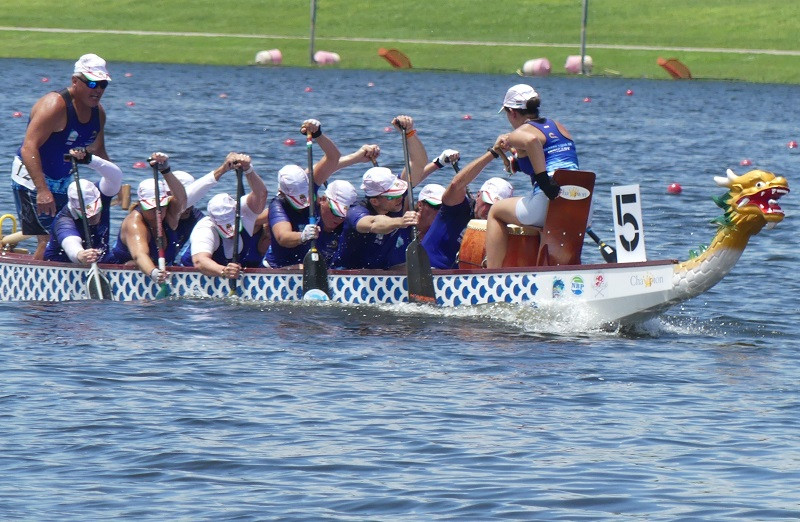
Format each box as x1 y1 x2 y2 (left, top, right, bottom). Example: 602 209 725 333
2 0 799 83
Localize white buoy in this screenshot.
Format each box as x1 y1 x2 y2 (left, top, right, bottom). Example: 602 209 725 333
303 289 330 301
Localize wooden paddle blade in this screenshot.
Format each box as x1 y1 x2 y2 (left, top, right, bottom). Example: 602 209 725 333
406 239 436 305
86 264 112 300
302 248 330 297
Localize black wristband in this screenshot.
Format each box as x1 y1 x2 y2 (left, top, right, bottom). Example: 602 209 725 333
433 158 444 168
312 127 322 139
487 147 499 159
159 166 171 175
76 153 92 165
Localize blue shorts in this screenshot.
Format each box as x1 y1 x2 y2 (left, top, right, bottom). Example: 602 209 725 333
12 181 69 236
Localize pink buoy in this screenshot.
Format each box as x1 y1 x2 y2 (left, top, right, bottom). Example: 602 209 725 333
12 111 23 118
583 97 591 103
126 101 135 107
521 58 551 77
565 55 592 74
313 51 341 66
626 89 634 96
383 126 394 133
219 93 228 98
667 183 682 194
367 82 375 87
462 114 472 120
124 72 133 78
255 49 282 65
41 77 50 83
304 87 313 93
740 159 752 166
283 138 296 146
788 140 798 149
133 161 147 169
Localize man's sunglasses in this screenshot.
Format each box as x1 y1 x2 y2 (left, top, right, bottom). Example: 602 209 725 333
78 76 109 90
382 193 404 200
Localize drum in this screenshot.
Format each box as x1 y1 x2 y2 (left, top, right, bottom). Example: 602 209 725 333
457 219 540 269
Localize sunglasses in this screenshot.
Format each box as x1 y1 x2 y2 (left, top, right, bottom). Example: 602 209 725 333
382 193 404 201
78 75 109 89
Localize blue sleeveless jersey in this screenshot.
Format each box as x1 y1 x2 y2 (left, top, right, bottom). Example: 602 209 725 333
421 196 473 269
171 206 205 264
263 197 311 268
331 200 410 270
107 209 179 265
523 118 579 175
17 89 101 183
43 194 113 263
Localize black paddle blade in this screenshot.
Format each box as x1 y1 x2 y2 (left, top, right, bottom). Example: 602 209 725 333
86 265 113 300
406 239 436 305
302 248 330 298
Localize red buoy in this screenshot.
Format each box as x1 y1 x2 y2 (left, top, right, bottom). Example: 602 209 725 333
125 101 135 107
383 126 394 133
132 161 147 169
12 111 23 118
124 72 133 78
625 89 634 96
219 93 228 99
583 97 591 103
788 140 798 149
462 114 472 120
667 182 682 194
41 77 49 83
283 138 296 146
304 87 313 93
367 82 375 87
740 159 752 166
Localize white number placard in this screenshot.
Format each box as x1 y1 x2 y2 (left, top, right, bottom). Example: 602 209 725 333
611 185 647 262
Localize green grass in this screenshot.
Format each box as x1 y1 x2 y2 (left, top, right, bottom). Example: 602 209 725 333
2 0 799 83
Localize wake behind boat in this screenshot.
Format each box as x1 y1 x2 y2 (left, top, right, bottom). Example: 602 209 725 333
0 168 789 328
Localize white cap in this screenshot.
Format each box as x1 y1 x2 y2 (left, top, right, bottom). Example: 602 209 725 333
278 164 309 209
324 179 358 217
172 170 195 188
479 177 514 204
207 193 238 238
67 179 102 217
361 166 407 197
74 53 111 82
499 83 538 111
418 183 445 206
137 178 170 210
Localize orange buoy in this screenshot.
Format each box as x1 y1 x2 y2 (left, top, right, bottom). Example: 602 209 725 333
667 183 682 194
283 138 296 146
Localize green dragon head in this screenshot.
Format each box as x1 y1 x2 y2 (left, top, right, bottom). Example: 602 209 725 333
712 168 790 229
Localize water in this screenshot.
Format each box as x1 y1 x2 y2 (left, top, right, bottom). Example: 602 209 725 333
2 58 799 520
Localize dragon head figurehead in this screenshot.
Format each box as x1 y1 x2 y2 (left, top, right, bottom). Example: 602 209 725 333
712 168 789 231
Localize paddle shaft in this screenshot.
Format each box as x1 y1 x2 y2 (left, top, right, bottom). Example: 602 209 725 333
68 156 110 299
150 163 167 273
301 130 330 297
399 127 417 241
230 166 244 295
586 227 618 263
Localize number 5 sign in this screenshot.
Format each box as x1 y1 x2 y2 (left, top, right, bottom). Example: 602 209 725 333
611 185 647 262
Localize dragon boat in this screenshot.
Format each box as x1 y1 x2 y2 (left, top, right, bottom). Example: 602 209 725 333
0 169 789 328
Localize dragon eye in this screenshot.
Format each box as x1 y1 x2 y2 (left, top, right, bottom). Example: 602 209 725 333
754 181 766 189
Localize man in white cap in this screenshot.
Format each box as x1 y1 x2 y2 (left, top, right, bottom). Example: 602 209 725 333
43 147 122 263
263 118 345 268
330 115 428 270
486 83 579 268
106 152 187 285
182 153 268 278
11 53 113 259
420 134 514 269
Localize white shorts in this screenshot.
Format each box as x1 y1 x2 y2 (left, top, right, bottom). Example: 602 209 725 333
515 189 549 227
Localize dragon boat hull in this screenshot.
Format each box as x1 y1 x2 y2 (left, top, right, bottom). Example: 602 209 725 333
0 253 680 327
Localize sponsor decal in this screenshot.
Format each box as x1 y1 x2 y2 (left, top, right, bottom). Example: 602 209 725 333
593 273 607 297
629 272 664 288
559 185 591 201
552 278 565 298
66 130 79 145
571 275 585 296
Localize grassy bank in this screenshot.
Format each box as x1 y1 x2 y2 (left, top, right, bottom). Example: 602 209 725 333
2 0 799 83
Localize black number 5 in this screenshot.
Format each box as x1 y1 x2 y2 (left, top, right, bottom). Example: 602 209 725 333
615 193 640 252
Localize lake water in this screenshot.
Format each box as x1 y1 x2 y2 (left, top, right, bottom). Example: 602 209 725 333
1 58 799 520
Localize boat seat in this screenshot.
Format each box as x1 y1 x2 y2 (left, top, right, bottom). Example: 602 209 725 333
537 169 596 266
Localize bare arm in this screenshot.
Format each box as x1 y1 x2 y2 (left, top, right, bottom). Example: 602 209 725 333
355 212 417 234
392 115 429 187
507 127 547 173
192 252 241 279
336 144 380 170
121 213 157 278
300 119 342 185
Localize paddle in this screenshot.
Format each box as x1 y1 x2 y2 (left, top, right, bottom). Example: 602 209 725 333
230 165 244 296
149 160 171 299
586 227 618 263
66 154 112 300
400 126 436 305
302 130 330 299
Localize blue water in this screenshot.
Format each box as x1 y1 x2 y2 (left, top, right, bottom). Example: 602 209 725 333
1 58 799 520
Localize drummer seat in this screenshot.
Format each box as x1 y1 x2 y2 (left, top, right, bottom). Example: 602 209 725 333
537 169 596 266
